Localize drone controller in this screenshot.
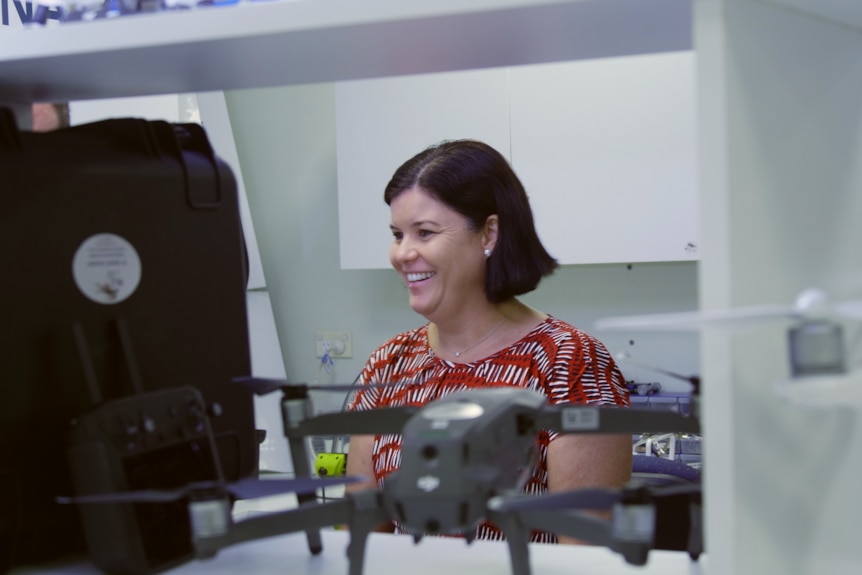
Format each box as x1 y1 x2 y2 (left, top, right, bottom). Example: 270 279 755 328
66 386 222 575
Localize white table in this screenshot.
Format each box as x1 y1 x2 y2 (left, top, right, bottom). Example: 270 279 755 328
14 528 706 575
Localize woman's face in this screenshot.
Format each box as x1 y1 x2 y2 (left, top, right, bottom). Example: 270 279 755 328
389 186 493 323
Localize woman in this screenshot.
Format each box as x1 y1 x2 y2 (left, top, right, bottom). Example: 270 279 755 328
346 140 631 543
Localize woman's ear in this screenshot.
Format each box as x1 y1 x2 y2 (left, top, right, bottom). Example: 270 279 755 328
483 214 499 254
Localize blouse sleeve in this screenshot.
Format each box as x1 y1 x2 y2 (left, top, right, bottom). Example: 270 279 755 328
543 329 630 408
541 330 629 444
347 348 384 412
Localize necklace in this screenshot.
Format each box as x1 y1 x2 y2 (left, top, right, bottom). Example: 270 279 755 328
439 318 506 358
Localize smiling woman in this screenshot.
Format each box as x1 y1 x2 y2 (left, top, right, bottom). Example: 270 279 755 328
346 139 632 544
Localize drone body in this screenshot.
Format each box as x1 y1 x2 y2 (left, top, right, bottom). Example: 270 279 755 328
384 387 545 537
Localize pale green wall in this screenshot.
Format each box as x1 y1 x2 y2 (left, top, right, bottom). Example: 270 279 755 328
225 82 701 425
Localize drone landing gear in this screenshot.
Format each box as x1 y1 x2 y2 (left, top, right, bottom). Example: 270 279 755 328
344 490 391 575
491 513 532 575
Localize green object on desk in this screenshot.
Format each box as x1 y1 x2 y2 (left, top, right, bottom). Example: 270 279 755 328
316 453 347 476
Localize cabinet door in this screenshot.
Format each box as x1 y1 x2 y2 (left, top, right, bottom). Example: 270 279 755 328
336 68 511 270
509 52 699 264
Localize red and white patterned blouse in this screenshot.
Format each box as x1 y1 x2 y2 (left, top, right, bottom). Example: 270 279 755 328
349 316 629 542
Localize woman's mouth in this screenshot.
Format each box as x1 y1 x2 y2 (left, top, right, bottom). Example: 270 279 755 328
406 272 435 283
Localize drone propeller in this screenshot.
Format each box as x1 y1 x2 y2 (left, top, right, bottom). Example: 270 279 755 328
489 482 699 514
615 353 700 393
233 376 421 397
233 376 354 395
296 407 419 436
595 288 862 332
57 475 363 505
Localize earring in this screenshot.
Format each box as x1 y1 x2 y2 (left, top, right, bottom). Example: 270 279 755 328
484 249 491 258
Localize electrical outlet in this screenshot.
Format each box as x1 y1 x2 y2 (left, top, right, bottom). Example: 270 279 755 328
315 331 353 359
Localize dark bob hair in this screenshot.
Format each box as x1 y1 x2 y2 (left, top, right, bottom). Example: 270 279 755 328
384 139 558 303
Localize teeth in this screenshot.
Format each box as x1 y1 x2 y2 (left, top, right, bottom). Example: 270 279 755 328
407 272 434 282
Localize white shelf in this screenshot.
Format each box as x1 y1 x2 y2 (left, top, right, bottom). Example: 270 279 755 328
0 0 691 103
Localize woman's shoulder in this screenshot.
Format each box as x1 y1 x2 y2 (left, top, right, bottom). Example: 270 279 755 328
368 324 429 359
514 316 616 361
527 315 597 343
381 324 428 346
359 325 434 389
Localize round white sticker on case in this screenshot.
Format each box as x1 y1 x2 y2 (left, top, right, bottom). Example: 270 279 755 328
72 233 142 305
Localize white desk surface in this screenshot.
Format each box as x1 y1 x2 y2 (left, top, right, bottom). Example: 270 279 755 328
15 528 706 575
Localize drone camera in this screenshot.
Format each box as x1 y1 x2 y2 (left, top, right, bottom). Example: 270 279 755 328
421 445 439 461
515 414 535 436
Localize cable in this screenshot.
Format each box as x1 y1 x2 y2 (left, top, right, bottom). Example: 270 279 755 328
313 348 335 386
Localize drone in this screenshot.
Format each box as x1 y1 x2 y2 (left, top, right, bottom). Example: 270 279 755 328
61 379 703 575
595 287 862 409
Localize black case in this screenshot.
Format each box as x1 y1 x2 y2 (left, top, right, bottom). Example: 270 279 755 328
0 108 257 572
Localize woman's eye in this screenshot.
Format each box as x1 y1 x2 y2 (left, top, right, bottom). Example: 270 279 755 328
391 231 403 241
418 229 434 238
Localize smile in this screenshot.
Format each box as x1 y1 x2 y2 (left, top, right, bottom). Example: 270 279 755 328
407 272 435 283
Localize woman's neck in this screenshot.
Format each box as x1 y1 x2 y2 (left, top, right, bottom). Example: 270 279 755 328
429 300 546 361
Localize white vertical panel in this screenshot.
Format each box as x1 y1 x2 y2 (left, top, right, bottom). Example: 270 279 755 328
196 90 267 290
694 1 735 573
698 1 862 574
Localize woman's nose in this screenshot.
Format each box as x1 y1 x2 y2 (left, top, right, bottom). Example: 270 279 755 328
391 238 418 264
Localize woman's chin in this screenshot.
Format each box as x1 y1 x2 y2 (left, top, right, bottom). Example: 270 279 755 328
407 298 434 319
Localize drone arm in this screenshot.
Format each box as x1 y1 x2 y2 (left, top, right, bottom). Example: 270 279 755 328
196 488 390 575
504 503 661 567
487 506 613 575
215 498 354 551
524 509 612 547
531 405 700 435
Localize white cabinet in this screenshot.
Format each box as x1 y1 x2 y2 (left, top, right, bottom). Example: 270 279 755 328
336 68 511 270
510 51 699 265
335 51 699 269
